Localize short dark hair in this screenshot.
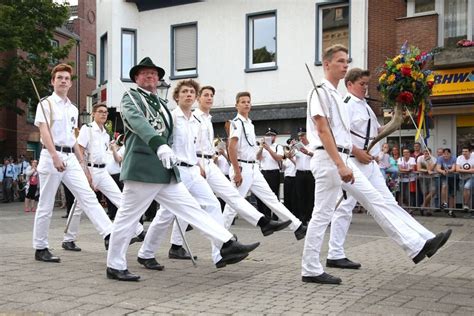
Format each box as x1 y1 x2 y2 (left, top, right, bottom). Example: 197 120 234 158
92 103 107 112
344 68 370 86
235 91 251 104
199 85 215 96
443 148 451 153
323 44 348 62
173 79 200 102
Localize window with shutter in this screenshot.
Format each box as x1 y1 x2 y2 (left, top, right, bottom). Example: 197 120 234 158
171 23 198 78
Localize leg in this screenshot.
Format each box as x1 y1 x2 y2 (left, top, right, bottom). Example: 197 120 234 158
138 207 175 259
222 164 254 228
328 194 357 260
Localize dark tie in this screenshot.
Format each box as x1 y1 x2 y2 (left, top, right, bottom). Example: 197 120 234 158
3 166 6 178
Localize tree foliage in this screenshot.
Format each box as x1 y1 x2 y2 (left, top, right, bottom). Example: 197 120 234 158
0 0 74 114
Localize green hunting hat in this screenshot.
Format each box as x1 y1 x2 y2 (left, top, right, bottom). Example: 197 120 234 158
129 57 165 83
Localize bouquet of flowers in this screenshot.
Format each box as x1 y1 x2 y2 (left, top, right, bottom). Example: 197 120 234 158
378 41 435 112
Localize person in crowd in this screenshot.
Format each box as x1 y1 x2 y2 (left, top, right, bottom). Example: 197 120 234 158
282 138 297 217
436 148 458 215
398 147 417 210
378 143 391 180
16 155 30 202
456 145 474 211
294 127 315 224
24 159 40 213
416 148 436 216
2 157 17 203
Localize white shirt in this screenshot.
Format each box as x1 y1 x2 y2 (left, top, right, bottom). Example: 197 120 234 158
34 92 78 147
306 79 352 151
398 157 416 182
172 107 200 165
216 154 230 176
77 121 111 165
106 145 125 175
282 158 296 177
229 114 258 161
16 160 30 175
456 154 474 180
295 149 312 171
346 93 381 156
260 143 284 170
193 108 214 156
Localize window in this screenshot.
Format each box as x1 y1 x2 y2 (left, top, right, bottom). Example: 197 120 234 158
443 0 469 47
415 0 435 13
86 53 96 78
246 11 277 72
100 33 108 84
121 29 136 81
50 39 59 64
26 98 35 123
315 1 350 65
171 23 197 78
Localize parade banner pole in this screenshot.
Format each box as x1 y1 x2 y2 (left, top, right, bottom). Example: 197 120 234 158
30 78 55 147
174 217 197 267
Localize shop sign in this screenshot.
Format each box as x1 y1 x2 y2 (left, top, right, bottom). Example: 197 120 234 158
432 67 474 96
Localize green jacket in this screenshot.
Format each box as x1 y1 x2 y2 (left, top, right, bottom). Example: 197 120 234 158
120 88 180 183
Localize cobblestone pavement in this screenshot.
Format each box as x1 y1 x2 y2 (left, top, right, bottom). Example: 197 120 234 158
0 201 473 315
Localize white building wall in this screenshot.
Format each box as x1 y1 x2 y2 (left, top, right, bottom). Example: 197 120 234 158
97 0 368 110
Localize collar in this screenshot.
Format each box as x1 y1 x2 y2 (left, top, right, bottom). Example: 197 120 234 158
321 78 339 93
52 92 71 105
174 106 197 122
137 87 157 97
91 121 106 133
194 108 212 120
236 113 251 123
346 92 364 103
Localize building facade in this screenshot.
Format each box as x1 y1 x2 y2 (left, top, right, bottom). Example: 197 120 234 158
0 0 97 160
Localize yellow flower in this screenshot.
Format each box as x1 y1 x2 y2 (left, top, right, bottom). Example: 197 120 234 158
410 58 416 63
379 73 387 83
392 54 402 63
411 71 424 80
426 74 434 82
387 74 396 84
396 64 403 70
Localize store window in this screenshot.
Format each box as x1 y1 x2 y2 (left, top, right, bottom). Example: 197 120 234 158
246 11 277 72
315 1 350 65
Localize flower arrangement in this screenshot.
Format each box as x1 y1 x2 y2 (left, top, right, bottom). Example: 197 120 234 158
377 42 435 114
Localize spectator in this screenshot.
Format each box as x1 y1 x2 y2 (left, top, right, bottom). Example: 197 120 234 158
2 157 17 203
24 160 40 212
378 143 391 179
387 145 400 195
16 155 30 202
398 148 416 211
416 148 436 216
412 142 423 160
411 142 423 207
282 138 297 217
436 148 458 214
456 145 474 211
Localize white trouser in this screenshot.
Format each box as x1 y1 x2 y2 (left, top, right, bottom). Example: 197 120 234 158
302 151 428 277
328 159 435 260
33 149 113 249
107 179 233 270
63 167 144 242
222 162 301 231
167 165 224 263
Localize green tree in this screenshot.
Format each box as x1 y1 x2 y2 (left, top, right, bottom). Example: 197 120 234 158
0 0 74 114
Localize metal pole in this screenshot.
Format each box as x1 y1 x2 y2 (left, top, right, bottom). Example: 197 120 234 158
64 198 78 234
174 216 197 267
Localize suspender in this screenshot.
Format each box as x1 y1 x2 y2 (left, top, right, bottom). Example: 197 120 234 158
350 108 373 150
236 118 254 147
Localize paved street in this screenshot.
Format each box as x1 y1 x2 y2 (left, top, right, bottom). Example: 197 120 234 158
0 201 473 315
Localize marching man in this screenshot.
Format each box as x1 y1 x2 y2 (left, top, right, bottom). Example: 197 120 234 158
33 64 113 263
106 57 260 281
61 103 145 252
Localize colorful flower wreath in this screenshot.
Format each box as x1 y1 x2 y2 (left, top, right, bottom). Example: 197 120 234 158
377 42 436 140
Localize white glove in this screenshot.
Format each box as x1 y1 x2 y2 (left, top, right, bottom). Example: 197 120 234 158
157 145 177 169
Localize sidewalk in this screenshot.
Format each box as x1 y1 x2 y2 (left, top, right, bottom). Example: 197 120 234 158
1 201 473 315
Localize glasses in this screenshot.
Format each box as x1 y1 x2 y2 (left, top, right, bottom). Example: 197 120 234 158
95 110 108 114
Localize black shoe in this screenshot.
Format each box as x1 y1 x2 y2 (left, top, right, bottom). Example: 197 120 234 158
62 241 82 252
215 252 249 268
106 267 140 281
220 239 260 259
427 229 452 258
35 248 60 263
302 272 342 284
326 258 361 269
168 246 197 260
186 225 194 232
130 230 146 245
261 219 292 236
104 234 110 251
412 232 445 264
294 224 307 240
137 257 164 270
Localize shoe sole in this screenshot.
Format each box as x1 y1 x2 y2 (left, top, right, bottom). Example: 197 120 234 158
217 252 249 268
302 276 341 284
326 263 361 269
262 220 292 236
427 229 452 258
106 272 140 281
35 257 60 263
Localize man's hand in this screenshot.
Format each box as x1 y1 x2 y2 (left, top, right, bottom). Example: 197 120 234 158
199 165 206 178
52 155 66 172
338 164 354 183
233 171 243 187
157 145 177 169
352 147 373 164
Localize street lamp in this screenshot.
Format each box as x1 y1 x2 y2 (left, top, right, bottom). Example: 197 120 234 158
79 110 91 125
157 79 171 101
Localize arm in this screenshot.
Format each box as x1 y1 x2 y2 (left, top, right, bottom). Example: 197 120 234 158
75 143 93 188
228 137 242 187
111 143 123 164
314 115 353 183
38 122 65 172
262 143 283 162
